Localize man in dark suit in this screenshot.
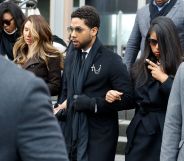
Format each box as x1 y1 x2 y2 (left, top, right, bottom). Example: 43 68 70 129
54 5 133 161
0 55 68 161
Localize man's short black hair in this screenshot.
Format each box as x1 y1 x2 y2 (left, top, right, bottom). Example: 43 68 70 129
71 5 100 29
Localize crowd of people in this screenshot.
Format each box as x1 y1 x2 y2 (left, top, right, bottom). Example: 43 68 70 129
0 0 184 161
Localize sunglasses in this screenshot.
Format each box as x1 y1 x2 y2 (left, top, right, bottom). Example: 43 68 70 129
148 38 158 46
2 17 14 26
67 26 85 34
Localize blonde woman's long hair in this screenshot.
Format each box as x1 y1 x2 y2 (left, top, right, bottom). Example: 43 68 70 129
13 15 64 69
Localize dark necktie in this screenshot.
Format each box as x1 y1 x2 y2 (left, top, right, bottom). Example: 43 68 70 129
81 52 87 61
79 52 87 70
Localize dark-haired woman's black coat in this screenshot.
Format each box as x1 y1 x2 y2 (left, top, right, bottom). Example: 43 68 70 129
125 74 174 161
0 29 20 60
60 38 134 161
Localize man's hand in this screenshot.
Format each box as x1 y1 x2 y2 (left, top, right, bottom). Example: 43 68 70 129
53 100 67 114
105 90 123 103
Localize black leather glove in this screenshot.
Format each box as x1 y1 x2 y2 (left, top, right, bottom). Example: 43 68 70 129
55 109 67 121
73 94 96 113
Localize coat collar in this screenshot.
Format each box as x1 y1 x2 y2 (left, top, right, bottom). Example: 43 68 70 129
22 56 40 69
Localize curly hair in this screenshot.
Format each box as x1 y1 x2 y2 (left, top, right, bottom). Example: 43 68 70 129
71 5 100 29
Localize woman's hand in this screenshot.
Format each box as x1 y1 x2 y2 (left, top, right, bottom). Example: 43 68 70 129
146 59 168 83
53 100 67 114
105 90 123 103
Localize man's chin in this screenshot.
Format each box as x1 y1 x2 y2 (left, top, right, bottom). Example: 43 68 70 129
72 42 80 49
157 4 165 7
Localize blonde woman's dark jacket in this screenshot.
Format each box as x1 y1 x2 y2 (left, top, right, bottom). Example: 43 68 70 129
22 55 61 96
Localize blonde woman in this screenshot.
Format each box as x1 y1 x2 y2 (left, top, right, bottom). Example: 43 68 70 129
13 15 63 96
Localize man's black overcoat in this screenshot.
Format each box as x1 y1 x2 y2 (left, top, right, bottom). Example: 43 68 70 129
61 38 133 161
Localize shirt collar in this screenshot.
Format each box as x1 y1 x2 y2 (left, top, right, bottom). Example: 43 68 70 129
82 47 91 54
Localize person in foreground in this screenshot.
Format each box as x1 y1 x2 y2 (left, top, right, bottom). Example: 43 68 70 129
0 55 68 161
160 62 184 161
106 16 183 161
13 15 62 96
54 5 133 161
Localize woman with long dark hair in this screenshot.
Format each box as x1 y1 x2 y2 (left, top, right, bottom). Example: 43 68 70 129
0 1 25 60
105 16 183 161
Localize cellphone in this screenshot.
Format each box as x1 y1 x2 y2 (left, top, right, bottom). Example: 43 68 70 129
145 56 157 66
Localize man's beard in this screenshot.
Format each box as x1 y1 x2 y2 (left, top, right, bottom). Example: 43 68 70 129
75 38 92 50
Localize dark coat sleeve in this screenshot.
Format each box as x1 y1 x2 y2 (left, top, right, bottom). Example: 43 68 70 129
57 69 67 103
47 56 61 96
57 49 73 103
17 77 68 161
95 55 135 113
159 75 174 98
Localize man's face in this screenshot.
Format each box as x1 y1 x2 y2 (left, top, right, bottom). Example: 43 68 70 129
155 0 169 7
68 18 98 50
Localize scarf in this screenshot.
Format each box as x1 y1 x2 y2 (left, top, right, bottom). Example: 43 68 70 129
149 0 177 22
64 38 102 161
0 29 19 60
